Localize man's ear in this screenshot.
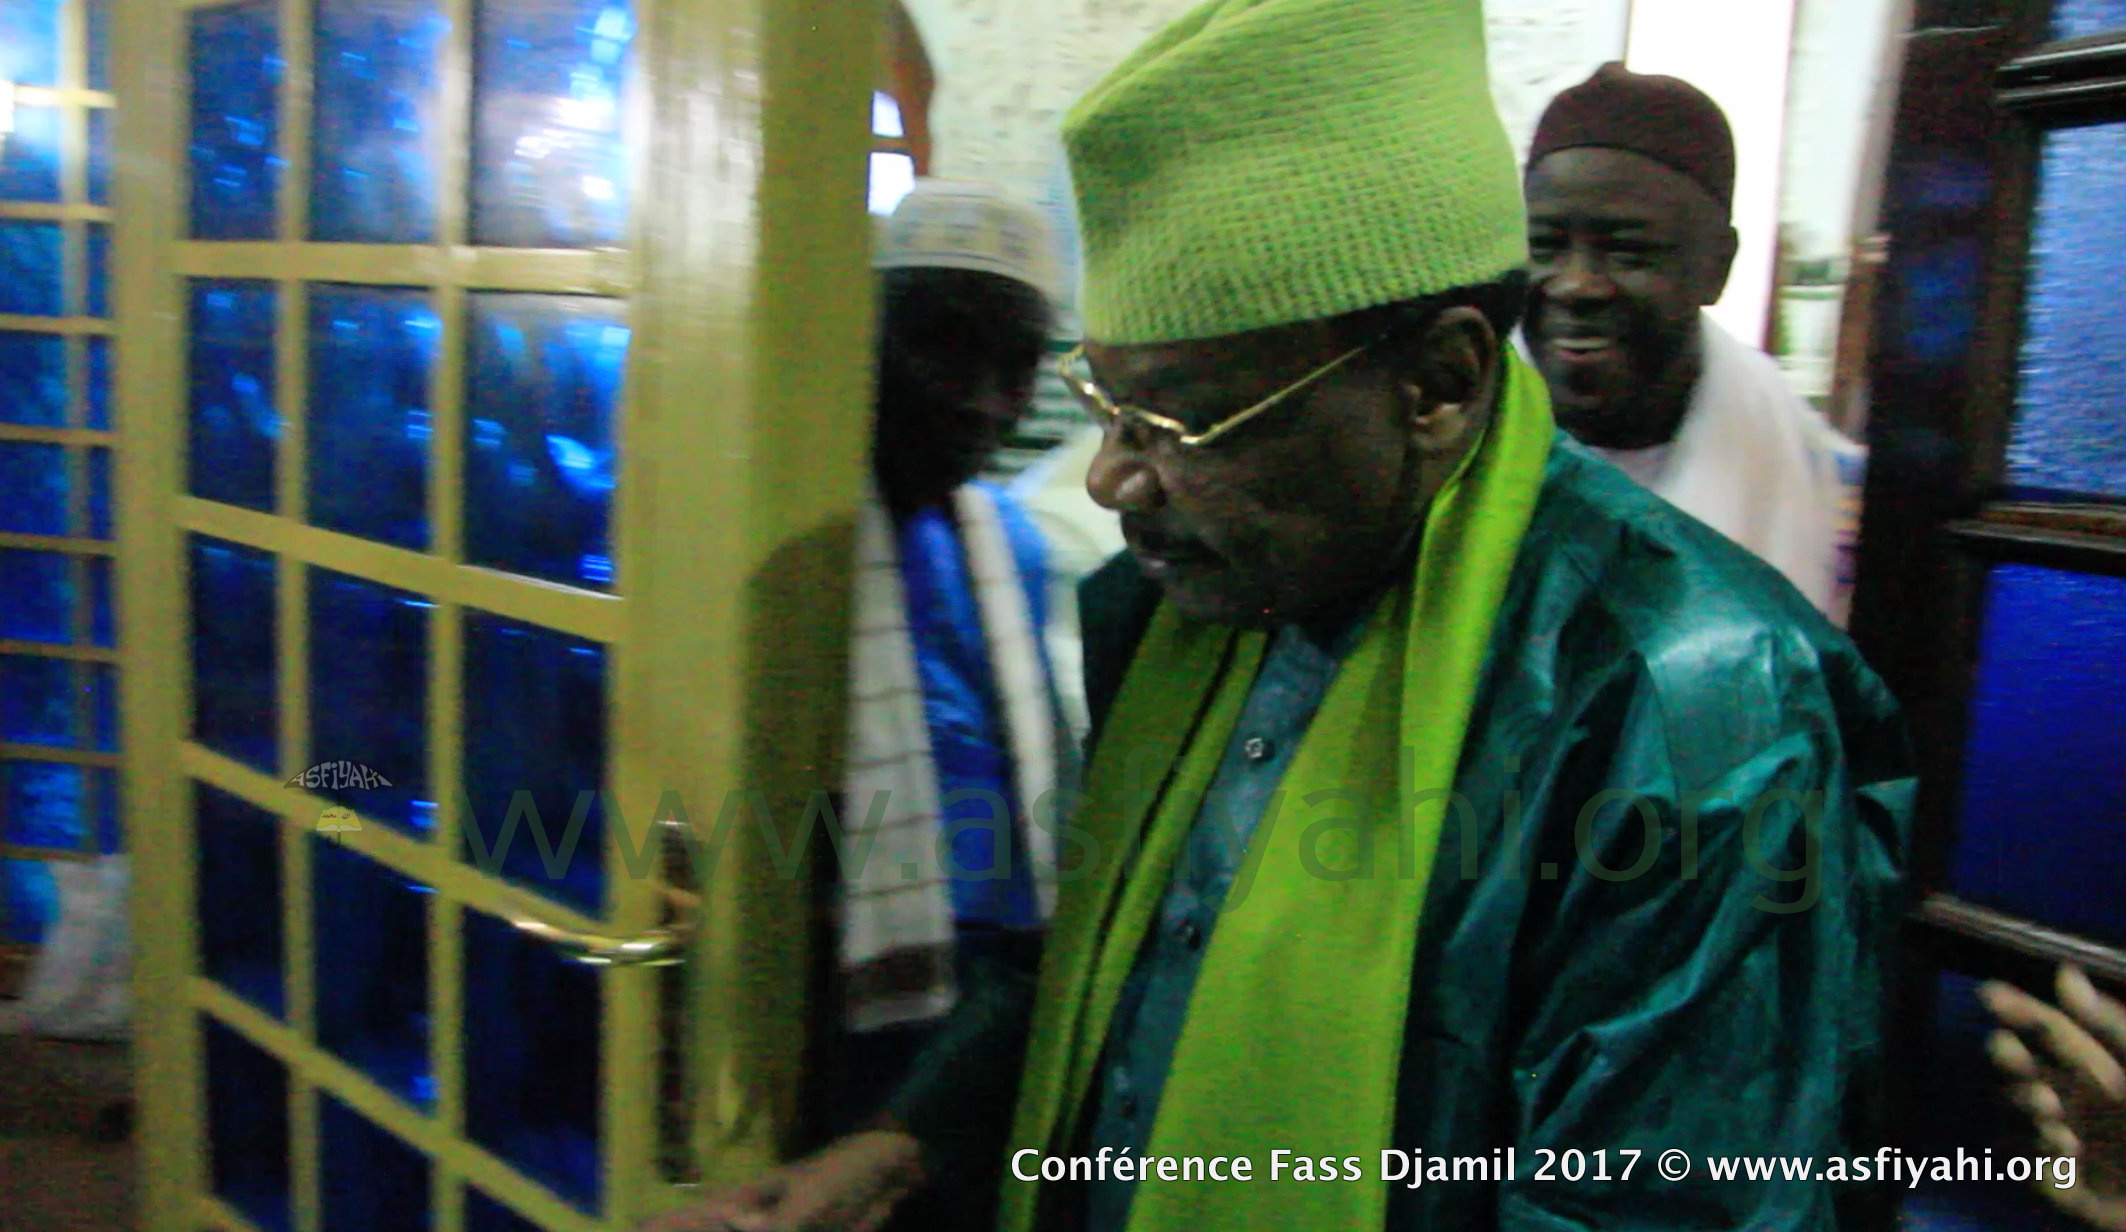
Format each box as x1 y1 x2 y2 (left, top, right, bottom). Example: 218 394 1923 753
1400 306 1499 454
1701 223 1740 306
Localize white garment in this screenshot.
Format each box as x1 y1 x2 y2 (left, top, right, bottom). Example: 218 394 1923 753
838 485 1063 1033
1592 314 1867 626
1007 425 1127 744
0 856 130 1041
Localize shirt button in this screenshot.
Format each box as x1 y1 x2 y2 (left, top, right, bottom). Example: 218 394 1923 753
1177 918 1204 951
1243 736 1272 762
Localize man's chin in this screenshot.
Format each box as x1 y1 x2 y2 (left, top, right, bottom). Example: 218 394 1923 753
1152 577 1281 630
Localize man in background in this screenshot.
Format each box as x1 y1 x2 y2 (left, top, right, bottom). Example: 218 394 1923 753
820 181 1075 1232
1522 62 1867 625
1008 425 1125 745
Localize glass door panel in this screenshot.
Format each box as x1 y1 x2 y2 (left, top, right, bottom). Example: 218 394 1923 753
122 0 879 1228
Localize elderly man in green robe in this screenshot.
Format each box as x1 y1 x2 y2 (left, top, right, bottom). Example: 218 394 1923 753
647 1 1914 1230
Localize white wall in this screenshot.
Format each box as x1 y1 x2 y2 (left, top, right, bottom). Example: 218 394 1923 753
903 0 1636 332
1626 0 1801 350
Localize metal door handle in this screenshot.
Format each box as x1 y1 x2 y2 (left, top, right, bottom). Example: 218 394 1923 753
505 819 696 967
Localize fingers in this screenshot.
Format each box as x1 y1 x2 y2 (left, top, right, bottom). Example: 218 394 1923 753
2052 1184 2126 1232
2038 1118 2084 1159
1989 1026 2041 1082
1986 977 2123 1102
2008 1078 2066 1123
1984 979 2063 1034
2060 966 2126 1099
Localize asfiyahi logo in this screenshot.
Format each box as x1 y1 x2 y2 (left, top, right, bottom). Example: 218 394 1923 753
291 761 392 840
288 761 394 792
316 806 362 837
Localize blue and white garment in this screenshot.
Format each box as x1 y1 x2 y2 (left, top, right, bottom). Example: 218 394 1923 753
839 482 1071 1032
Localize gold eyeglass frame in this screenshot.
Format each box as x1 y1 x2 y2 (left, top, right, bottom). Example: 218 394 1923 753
1056 338 1377 449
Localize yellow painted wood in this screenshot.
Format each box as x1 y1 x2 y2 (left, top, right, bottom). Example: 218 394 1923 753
0 843 98 863
172 243 633 294
195 1194 274 1232
117 1 204 1228
177 498 627 644
0 640 121 663
619 0 879 1214
0 744 121 768
0 202 116 222
0 313 113 335
0 426 120 447
9 86 113 107
0 532 116 555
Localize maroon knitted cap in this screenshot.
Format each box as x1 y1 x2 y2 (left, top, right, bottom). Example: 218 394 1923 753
1527 62 1736 216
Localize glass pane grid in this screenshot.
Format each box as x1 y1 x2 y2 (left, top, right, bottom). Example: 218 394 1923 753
165 0 651 1221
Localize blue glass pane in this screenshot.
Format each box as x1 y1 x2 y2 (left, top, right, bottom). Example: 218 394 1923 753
189 1 284 241
2 760 85 850
87 336 113 430
464 294 625 590
86 224 110 318
1952 564 2126 947
470 0 635 248
2011 122 2126 499
89 447 112 538
0 105 62 202
0 331 67 426
93 766 120 853
189 279 279 512
93 664 117 751
320 1095 432 1232
196 783 285 1016
89 555 114 647
2055 0 2126 39
88 109 113 207
204 1018 294 1232
190 535 278 773
0 654 72 745
1 858 58 943
0 0 60 87
0 221 64 316
307 285 435 549
309 569 432 834
313 839 432 1108
0 549 72 643
464 908 601 1211
0 441 68 534
86 0 110 90
466 1189 544 1232
311 0 447 243
462 612 606 912
0 655 116 750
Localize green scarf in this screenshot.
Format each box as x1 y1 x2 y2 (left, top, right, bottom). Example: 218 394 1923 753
1000 356 1554 1232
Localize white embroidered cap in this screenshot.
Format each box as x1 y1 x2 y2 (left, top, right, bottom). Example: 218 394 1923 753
873 178 1062 308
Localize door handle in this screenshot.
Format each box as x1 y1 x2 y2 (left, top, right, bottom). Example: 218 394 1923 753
505 819 697 967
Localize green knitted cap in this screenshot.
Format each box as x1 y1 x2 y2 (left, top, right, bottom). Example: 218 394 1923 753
1063 0 1528 345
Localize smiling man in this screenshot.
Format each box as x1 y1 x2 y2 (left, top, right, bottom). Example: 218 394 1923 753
646 5 1911 1232
1522 63 1868 625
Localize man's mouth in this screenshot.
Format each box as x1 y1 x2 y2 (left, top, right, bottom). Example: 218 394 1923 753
1125 524 1222 578
1547 336 1619 363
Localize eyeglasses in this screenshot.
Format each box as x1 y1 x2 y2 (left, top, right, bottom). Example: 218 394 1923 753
1055 337 1378 450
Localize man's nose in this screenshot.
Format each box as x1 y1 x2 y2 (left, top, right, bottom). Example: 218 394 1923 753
1543 246 1615 302
1085 422 1165 513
